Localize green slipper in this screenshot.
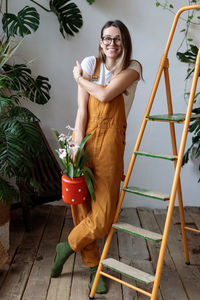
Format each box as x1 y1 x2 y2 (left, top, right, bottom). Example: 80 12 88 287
51 241 74 277
90 266 107 294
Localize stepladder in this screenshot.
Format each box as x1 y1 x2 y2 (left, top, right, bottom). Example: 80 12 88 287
89 5 200 300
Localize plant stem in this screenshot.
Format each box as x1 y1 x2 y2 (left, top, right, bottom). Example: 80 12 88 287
29 0 50 12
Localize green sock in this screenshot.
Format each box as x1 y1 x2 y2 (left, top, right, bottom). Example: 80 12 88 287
51 241 74 277
90 266 107 294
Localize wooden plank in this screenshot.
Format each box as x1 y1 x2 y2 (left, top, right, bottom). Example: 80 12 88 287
0 206 51 300
138 207 188 300
102 258 155 284
154 207 200 300
117 208 163 300
123 187 169 201
21 205 67 300
0 208 25 287
98 232 123 299
46 208 75 300
185 206 200 229
173 207 200 266
69 251 90 300
113 222 162 242
70 231 122 299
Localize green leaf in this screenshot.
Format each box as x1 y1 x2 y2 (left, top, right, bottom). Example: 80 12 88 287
52 128 60 139
49 0 83 38
0 95 17 113
156 2 160 7
2 6 40 37
0 38 23 69
3 64 51 105
76 134 91 167
0 176 17 204
87 0 95 4
83 170 96 201
78 148 90 170
0 119 42 177
28 75 51 104
83 166 96 187
68 163 74 179
190 44 199 55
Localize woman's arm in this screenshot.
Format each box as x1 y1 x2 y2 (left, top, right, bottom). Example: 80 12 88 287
73 61 139 102
74 80 89 146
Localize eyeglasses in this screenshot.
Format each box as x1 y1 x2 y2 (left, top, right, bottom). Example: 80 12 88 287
102 36 121 46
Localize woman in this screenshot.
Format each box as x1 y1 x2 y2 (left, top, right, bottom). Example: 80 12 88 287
51 20 142 294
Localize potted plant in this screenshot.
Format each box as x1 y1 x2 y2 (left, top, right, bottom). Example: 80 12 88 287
0 2 52 244
52 126 96 204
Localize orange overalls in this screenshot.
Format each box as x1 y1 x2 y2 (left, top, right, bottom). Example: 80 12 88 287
68 59 127 267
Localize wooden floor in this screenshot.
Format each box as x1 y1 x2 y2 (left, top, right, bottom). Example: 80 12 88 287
0 205 200 300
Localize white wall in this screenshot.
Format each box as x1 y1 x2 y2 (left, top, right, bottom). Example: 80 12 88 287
10 0 200 208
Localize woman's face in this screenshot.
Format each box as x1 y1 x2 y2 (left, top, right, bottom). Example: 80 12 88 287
100 26 122 60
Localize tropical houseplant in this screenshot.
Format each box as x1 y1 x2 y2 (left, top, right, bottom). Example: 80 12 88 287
0 3 51 206
53 126 96 204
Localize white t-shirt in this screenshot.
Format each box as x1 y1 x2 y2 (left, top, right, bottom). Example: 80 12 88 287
81 56 141 118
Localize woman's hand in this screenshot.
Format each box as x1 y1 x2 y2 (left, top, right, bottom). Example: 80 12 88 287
73 60 83 83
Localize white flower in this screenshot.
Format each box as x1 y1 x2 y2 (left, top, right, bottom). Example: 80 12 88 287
59 148 66 159
59 133 67 142
67 135 74 144
67 143 79 156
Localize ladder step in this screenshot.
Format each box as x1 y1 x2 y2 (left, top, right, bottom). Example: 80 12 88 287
101 258 155 285
112 222 162 242
123 186 170 201
134 151 177 161
146 113 200 122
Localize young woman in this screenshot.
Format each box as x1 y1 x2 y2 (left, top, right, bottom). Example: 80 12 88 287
51 20 142 294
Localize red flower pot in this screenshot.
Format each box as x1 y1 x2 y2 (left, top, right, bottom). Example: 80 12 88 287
62 174 87 205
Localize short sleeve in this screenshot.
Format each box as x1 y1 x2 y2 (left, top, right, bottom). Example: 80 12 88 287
129 60 142 80
81 56 96 76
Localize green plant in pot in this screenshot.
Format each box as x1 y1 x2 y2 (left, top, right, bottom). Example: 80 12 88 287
52 126 96 204
0 3 51 206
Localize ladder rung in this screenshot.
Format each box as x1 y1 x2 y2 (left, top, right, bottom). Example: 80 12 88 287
146 113 200 122
112 222 162 242
134 151 177 161
123 186 170 201
101 258 155 285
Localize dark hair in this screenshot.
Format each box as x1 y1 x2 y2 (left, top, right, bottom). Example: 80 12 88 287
98 20 132 75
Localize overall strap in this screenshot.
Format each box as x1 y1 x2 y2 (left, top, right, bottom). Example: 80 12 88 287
91 58 101 81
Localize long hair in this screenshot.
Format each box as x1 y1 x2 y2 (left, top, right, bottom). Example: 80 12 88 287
98 20 132 77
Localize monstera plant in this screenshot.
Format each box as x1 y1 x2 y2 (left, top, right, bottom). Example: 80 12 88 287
0 0 98 204
0 3 51 204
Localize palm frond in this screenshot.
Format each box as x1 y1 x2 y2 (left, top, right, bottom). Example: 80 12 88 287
0 176 17 204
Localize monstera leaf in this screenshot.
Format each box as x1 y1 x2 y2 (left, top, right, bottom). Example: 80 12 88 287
3 64 51 105
2 6 40 37
49 0 83 37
